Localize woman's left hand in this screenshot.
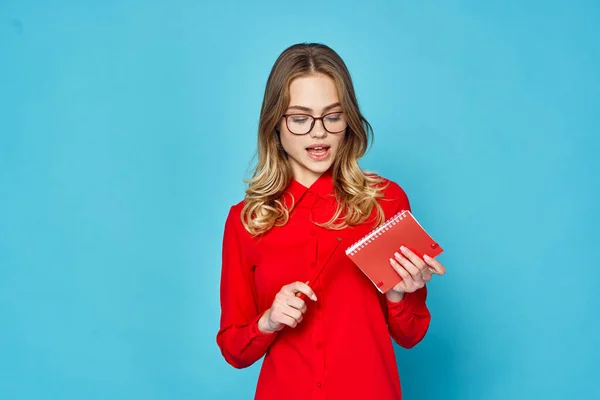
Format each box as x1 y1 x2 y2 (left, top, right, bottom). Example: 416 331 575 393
387 245 446 300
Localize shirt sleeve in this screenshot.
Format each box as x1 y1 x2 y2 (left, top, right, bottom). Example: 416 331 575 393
384 286 431 348
216 205 278 368
382 181 432 348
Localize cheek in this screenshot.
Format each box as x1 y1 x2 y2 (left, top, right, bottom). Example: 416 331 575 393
331 134 346 151
280 132 303 154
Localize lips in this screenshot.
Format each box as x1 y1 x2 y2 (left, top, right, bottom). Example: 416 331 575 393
306 144 331 151
305 144 331 161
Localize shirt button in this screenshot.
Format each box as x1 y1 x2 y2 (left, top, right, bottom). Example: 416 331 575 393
310 261 316 268
316 343 322 349
310 229 316 236
317 382 322 388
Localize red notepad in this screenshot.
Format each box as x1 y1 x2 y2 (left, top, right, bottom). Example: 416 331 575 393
345 210 443 293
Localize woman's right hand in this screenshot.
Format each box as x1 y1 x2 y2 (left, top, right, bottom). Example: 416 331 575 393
258 281 317 334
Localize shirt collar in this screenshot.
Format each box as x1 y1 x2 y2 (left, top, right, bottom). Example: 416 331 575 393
282 168 335 209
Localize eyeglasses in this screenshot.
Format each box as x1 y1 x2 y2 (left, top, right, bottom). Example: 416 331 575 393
282 112 348 135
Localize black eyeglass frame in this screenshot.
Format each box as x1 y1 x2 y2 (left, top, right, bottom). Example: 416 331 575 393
281 111 347 135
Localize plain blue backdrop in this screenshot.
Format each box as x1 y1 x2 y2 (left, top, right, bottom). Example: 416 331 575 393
1 1 598 399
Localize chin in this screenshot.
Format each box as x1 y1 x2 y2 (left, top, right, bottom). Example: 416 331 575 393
304 160 333 175
288 149 337 180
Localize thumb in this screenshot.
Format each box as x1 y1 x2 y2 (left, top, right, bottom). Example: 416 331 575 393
296 281 316 301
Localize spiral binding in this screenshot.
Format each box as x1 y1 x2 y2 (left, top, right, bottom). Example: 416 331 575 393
345 210 408 256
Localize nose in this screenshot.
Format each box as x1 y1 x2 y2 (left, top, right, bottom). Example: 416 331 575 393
309 119 327 138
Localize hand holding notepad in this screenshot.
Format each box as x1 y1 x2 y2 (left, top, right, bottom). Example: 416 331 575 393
345 210 444 293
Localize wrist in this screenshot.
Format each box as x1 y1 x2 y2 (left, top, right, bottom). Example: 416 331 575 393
386 289 405 303
258 310 275 334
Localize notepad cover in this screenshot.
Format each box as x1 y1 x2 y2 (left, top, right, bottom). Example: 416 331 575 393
345 210 443 293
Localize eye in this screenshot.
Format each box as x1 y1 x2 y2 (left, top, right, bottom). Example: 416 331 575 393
325 112 343 122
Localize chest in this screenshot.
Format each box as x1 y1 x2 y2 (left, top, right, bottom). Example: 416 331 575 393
248 206 376 303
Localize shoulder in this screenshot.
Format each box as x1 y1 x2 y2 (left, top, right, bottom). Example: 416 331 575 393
224 200 246 236
229 199 246 216
365 172 411 213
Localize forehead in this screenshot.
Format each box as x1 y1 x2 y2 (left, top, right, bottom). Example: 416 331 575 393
288 74 339 109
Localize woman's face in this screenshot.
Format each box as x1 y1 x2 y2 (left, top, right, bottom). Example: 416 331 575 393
278 74 346 187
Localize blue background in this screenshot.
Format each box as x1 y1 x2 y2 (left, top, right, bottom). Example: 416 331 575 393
1 1 598 399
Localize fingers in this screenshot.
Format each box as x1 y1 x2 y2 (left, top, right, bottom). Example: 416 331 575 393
286 296 307 313
284 281 317 301
400 246 428 275
281 306 303 323
394 250 424 285
398 246 446 282
272 311 300 328
389 257 416 288
424 254 446 275
270 300 305 329
274 290 307 312
269 281 315 330
283 315 299 328
422 267 433 282
390 249 430 293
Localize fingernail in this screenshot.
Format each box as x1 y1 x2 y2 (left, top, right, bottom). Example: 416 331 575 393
424 254 432 262
400 246 407 253
312 295 318 301
394 252 402 259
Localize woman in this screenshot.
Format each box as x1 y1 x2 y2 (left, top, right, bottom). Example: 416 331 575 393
216 42 446 399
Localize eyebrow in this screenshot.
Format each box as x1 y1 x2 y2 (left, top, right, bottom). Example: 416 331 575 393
286 102 342 113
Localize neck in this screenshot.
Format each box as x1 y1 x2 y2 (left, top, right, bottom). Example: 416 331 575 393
294 171 321 188
292 165 330 188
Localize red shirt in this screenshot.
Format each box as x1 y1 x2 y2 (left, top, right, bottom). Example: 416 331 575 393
217 169 430 399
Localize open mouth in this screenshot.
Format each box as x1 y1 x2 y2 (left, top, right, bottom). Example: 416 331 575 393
306 145 330 154
306 145 331 160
